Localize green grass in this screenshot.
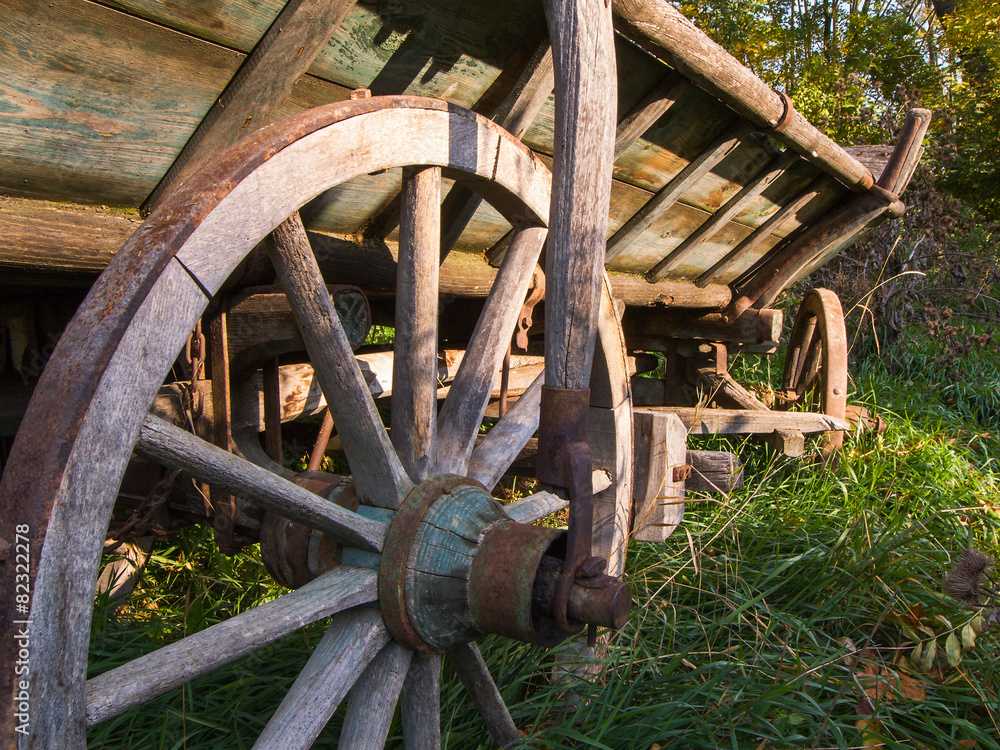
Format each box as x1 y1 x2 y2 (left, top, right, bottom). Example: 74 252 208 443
88 327 1000 749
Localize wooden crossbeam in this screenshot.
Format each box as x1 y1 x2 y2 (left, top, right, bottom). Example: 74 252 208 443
613 73 686 158
636 406 849 435
144 0 358 211
646 149 798 281
605 121 751 263
696 176 826 287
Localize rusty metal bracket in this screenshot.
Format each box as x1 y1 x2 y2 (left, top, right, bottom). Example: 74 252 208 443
515 266 546 351
536 386 604 639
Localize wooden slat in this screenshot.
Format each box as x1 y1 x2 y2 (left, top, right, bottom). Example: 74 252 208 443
448 642 521 748
392 166 441 482
696 177 825 287
145 0 358 209
339 642 414 749
136 414 387 551
435 227 546 474
614 73 687 159
610 0 874 191
646 150 798 281
605 121 750 263
400 653 441 749
253 608 390 750
637 406 850 434
85 566 377 725
0 0 244 206
540 0 617 390
268 213 413 508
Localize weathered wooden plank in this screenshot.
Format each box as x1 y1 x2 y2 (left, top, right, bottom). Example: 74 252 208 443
253 608 390 750
85 566 377 725
0 197 141 273
540 0 617 390
692 364 805 456
340 641 414 750
137 414 387 551
696 177 827 287
637 406 850 434
448 642 521 748
622 308 782 346
145 0 360 209
400 653 441 750
269 214 413 508
611 0 874 192
605 121 750 263
613 73 687 159
686 449 743 495
0 0 242 205
632 409 686 542
392 166 441 482
646 150 798 281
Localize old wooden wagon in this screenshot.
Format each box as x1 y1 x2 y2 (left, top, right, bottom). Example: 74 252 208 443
0 0 929 746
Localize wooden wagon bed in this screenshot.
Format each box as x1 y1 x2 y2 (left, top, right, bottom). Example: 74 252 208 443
1 0 921 310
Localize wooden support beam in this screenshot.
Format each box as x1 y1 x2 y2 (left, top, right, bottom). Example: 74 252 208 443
610 0 874 192
645 150 798 282
696 177 825 287
614 73 686 159
623 307 782 346
144 0 358 210
605 121 750 263
637 406 849 435
725 187 904 321
691 361 804 456
632 409 686 542
541 0 617 389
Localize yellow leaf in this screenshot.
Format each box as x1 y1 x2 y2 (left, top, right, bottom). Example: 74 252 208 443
945 632 962 667
962 622 977 650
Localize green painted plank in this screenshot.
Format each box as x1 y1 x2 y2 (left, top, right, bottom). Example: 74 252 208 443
0 0 242 205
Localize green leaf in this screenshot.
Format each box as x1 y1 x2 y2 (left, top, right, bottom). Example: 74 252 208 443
945 632 962 667
962 622 977 650
921 638 938 672
911 640 924 665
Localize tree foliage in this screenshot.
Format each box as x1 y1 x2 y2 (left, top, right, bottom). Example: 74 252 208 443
677 0 1000 219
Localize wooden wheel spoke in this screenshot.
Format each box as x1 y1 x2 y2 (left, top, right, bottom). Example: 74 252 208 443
392 166 442 483
253 608 390 750
448 643 521 748
435 226 547 475
503 491 567 524
137 414 386 552
466 374 543 490
788 315 819 389
339 642 414 749
268 213 412 508
86 567 378 727
401 653 442 749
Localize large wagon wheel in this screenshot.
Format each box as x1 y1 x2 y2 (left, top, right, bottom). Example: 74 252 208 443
778 288 849 456
2 97 632 748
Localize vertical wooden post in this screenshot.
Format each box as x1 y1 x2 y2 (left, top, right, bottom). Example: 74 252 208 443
540 0 617 390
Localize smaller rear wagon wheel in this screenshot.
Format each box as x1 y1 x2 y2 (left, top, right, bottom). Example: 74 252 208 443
779 288 849 458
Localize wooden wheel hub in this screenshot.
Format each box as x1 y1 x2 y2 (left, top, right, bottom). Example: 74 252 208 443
378 474 631 654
